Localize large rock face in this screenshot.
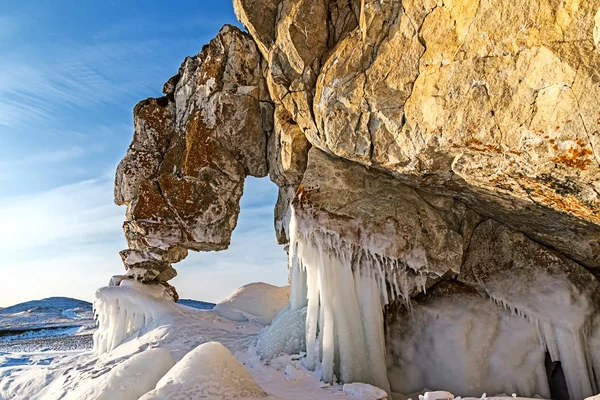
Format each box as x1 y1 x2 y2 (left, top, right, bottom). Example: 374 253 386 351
310 0 600 268
113 0 600 397
294 148 474 278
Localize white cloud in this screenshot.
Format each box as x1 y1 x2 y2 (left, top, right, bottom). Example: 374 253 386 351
0 178 123 252
0 37 178 130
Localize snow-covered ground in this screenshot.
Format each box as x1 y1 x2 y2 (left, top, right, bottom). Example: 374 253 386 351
0 283 557 400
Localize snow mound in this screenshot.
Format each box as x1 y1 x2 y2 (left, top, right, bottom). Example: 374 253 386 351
213 282 290 325
64 348 175 400
342 383 387 399
256 306 306 361
0 297 94 335
93 279 180 353
139 341 268 399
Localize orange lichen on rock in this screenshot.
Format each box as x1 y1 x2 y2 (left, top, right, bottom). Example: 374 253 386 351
552 147 593 170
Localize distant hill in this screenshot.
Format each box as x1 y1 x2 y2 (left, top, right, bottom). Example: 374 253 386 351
177 299 215 310
0 297 92 315
0 297 94 337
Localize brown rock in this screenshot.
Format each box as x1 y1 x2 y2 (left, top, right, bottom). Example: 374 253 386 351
293 148 467 277
114 24 273 285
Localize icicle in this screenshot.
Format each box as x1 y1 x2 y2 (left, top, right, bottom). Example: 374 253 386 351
289 205 438 395
488 294 596 399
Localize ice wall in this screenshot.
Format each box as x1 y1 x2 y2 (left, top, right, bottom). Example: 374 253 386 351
490 296 597 400
288 206 430 394
386 282 600 400
93 280 179 353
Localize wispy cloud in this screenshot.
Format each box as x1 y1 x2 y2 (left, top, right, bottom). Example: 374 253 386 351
0 146 86 169
0 43 161 129
0 177 123 252
0 175 125 306
0 24 205 131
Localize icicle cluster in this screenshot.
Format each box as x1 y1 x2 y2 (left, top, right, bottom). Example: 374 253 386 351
490 295 598 400
93 280 178 353
289 206 429 394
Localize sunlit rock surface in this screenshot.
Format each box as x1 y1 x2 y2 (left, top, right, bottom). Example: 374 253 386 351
111 0 600 397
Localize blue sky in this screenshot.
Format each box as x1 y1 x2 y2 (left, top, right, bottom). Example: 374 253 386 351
0 1 287 306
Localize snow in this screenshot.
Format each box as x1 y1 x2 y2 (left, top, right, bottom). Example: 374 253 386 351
256 306 306 361
0 276 568 400
139 341 267 399
485 291 598 400
343 383 388 399
61 309 82 319
63 348 175 400
0 297 94 335
0 286 262 400
213 282 290 325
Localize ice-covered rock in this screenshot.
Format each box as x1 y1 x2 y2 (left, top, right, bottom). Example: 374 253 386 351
419 391 455 400
213 282 290 325
342 383 388 399
139 341 268 399
256 306 306 360
460 220 600 400
93 280 180 353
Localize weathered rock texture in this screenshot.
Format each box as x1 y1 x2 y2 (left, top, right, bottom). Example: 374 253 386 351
113 0 600 397
114 25 272 294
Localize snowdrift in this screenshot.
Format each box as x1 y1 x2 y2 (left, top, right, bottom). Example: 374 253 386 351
213 282 290 325
140 341 267 399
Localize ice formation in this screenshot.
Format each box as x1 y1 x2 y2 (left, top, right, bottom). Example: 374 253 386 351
93 279 179 353
386 290 552 398
288 206 431 394
418 391 455 400
487 295 598 400
256 305 307 360
342 383 388 399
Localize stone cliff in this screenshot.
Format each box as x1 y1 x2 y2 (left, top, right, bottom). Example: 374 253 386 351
114 1 600 398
